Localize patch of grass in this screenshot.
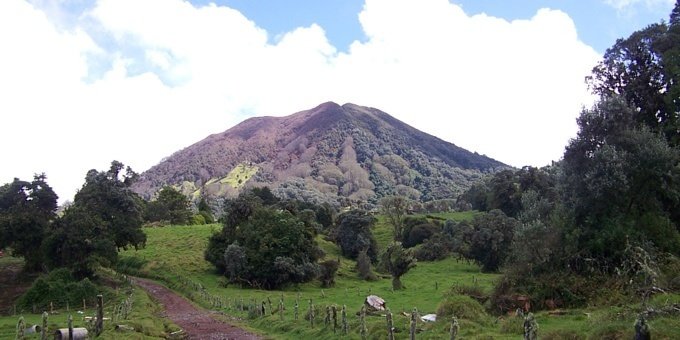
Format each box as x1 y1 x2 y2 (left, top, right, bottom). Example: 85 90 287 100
220 163 259 188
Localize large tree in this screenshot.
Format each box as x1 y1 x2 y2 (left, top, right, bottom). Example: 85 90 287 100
70 161 146 251
587 1 680 143
0 174 58 271
379 242 417 290
333 210 378 261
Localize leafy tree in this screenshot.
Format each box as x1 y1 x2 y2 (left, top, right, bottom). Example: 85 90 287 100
70 161 146 251
380 196 409 241
332 210 378 261
42 206 117 278
467 210 518 272
587 2 680 143
562 98 680 263
208 206 321 289
0 174 58 271
146 186 192 225
379 242 417 290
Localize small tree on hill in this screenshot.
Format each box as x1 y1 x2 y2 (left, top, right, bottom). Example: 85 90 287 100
380 196 409 242
380 242 417 290
333 210 378 261
146 186 192 225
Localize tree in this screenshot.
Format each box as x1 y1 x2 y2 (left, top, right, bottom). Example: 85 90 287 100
356 249 377 281
380 196 409 241
146 186 192 225
208 206 321 289
70 161 146 251
379 242 417 290
562 98 680 262
332 210 378 261
0 174 58 271
587 3 680 143
467 210 518 272
319 259 340 288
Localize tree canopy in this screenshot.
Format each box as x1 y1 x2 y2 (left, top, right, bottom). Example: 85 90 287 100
0 174 58 271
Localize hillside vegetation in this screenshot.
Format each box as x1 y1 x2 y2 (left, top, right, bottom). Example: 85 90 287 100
133 102 506 205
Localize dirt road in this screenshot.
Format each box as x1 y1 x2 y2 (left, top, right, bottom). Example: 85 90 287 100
133 278 264 340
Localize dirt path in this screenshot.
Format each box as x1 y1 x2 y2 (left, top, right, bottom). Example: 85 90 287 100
133 278 264 340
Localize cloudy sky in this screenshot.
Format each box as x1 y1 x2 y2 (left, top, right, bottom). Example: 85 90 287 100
0 0 676 203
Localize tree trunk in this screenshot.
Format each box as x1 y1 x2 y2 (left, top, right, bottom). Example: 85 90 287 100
392 276 404 290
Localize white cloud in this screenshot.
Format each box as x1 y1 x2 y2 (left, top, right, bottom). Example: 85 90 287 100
0 0 601 202
603 0 675 11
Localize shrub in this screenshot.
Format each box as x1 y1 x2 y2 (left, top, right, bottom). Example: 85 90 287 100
436 294 486 321
17 269 99 311
356 249 377 281
414 234 449 261
319 259 340 287
191 214 206 225
403 223 439 248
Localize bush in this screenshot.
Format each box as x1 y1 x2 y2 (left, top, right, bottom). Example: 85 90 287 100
191 214 207 225
414 234 449 261
17 269 99 311
403 223 439 248
356 249 377 281
319 259 340 287
436 294 486 321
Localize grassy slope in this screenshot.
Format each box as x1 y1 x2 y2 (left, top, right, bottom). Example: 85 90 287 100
118 215 680 339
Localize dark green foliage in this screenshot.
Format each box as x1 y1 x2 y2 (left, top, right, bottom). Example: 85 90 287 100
562 98 680 265
379 242 417 290
356 248 377 281
145 186 192 225
0 174 58 271
414 233 449 261
42 205 118 278
17 268 98 311
318 259 340 287
206 191 322 289
70 161 146 251
587 5 680 144
332 210 378 261
403 222 439 248
197 197 214 224
467 210 518 272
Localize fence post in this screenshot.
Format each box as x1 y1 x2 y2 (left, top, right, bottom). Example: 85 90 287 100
16 316 25 340
410 307 418 340
279 298 284 321
95 294 104 336
68 314 73 340
523 312 538 340
331 305 338 333
360 305 367 339
450 315 459 340
308 299 315 328
386 308 395 340
634 314 650 340
341 305 348 335
324 306 330 326
41 311 48 340
83 298 86 311
294 301 299 321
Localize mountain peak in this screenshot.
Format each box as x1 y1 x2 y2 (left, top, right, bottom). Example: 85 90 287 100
133 103 506 205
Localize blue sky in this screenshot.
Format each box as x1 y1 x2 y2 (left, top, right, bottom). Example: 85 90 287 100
205 0 674 53
0 0 677 202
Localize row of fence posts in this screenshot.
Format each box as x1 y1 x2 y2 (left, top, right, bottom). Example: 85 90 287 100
14 292 136 340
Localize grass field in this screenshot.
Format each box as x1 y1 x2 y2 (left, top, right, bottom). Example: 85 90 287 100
3 211 679 339
115 213 680 339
